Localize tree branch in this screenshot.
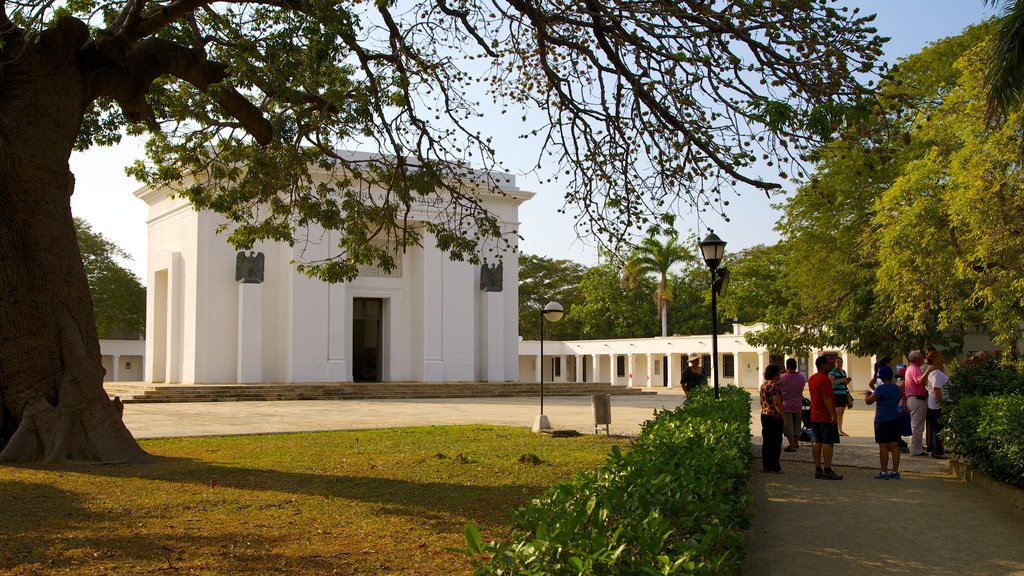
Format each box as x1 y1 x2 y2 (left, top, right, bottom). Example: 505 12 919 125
95 37 273 144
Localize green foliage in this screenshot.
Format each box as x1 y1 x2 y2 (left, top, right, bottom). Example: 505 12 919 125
984 0 1024 139
569 261 660 339
753 22 1024 355
946 353 1024 402
716 244 788 326
15 0 885 280
74 218 145 339
518 254 588 341
944 355 1024 488
517 252 711 341
945 395 1024 488
621 236 695 337
459 387 753 575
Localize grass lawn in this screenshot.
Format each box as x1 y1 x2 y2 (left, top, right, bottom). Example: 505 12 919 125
1 425 627 575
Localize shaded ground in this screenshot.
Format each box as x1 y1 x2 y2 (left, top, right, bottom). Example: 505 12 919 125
744 444 1024 575
113 387 1024 574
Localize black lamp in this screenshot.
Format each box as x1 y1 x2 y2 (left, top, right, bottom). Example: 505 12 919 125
699 233 727 399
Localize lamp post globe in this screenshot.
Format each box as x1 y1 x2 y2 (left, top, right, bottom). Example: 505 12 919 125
534 301 564 432
543 301 565 322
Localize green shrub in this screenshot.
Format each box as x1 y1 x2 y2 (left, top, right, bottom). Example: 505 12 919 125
946 353 1024 403
945 395 1024 488
459 386 752 575
945 355 1024 488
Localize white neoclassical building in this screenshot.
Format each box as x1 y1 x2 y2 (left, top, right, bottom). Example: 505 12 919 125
134 159 531 385
518 323 833 389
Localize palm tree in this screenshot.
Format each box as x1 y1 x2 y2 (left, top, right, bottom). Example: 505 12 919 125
621 236 694 337
985 0 1024 145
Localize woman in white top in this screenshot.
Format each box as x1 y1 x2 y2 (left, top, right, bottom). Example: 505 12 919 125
925 352 949 458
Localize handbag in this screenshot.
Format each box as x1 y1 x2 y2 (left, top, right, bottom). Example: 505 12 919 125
846 393 854 409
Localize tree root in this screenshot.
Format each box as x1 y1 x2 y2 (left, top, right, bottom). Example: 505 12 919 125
0 303 149 464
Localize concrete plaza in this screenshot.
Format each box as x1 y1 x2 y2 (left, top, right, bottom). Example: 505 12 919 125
120 386 949 476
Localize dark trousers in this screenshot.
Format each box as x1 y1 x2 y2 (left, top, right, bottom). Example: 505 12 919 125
761 414 784 472
926 408 945 456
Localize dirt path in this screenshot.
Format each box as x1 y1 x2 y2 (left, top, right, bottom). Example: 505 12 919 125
743 444 1024 575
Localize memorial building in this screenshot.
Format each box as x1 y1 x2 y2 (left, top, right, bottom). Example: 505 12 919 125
134 158 531 385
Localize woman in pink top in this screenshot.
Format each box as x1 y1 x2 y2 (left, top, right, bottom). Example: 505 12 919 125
778 358 807 451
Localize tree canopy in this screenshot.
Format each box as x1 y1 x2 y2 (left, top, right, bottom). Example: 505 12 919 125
75 218 146 340
621 236 694 337
518 252 714 341
747 21 1024 357
517 254 586 341
7 0 884 271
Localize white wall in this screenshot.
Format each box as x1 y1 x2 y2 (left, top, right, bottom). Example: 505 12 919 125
135 166 532 385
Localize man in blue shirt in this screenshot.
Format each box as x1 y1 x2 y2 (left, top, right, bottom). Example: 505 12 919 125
864 365 902 480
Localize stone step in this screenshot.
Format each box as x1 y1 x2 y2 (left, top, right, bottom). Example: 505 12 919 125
104 381 657 403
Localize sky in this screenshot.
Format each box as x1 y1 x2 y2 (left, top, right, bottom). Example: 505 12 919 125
69 0 998 282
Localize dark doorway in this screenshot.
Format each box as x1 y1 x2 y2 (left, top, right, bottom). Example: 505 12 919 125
353 298 383 382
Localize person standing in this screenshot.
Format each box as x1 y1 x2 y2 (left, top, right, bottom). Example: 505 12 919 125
925 352 949 458
760 364 786 473
680 354 707 396
864 365 903 480
778 358 806 451
829 357 852 436
904 350 928 457
809 355 843 480
870 356 893 391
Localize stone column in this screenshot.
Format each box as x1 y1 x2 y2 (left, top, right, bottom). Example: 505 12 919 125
422 242 445 381
645 354 655 388
732 352 741 387
481 291 505 382
237 282 263 383
667 352 680 389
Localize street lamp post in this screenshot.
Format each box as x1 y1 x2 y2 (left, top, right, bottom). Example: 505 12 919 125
534 301 564 432
698 233 727 400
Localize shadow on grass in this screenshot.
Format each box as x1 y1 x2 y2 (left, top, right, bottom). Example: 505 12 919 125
3 454 546 531
0 478 407 574
1 467 514 574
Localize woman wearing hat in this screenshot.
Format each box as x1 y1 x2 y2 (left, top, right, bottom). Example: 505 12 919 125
681 353 707 396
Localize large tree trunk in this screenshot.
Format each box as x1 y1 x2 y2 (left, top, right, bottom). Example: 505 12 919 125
0 21 148 463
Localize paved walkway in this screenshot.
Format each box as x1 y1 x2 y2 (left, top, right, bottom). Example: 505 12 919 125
120 388 1024 574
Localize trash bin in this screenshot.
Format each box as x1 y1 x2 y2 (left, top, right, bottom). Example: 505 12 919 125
592 393 611 435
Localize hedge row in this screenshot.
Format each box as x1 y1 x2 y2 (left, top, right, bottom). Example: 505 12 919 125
946 354 1024 402
945 355 1024 488
461 386 753 575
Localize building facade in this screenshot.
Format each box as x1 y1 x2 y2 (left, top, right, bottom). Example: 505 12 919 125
518 322 1019 389
99 339 145 382
134 162 531 385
